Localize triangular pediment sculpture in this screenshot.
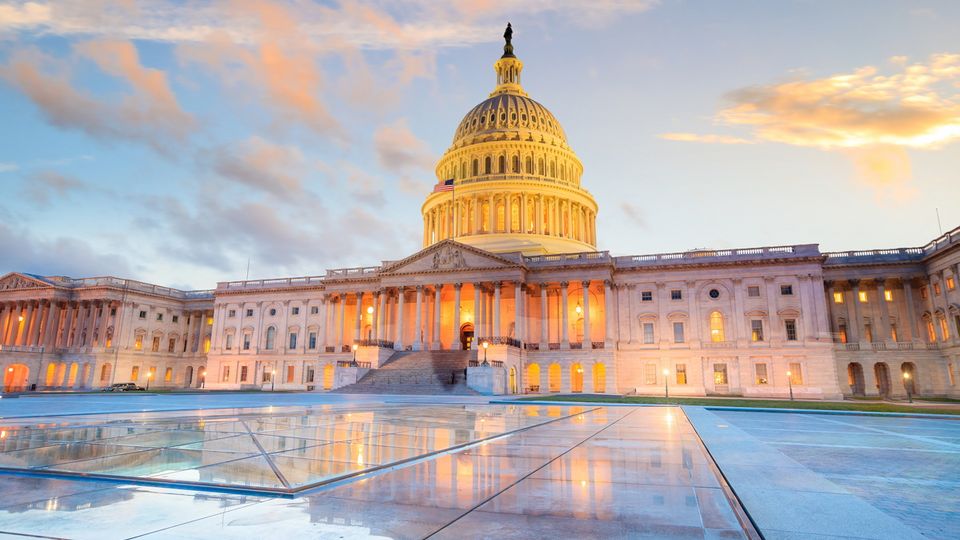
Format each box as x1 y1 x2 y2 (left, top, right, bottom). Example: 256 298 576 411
381 240 523 275
0 272 53 291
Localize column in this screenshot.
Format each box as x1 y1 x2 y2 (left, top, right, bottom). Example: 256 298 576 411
42 301 59 348
875 278 892 342
28 301 45 347
453 283 462 349
850 280 865 343
560 281 570 349
603 280 614 348
319 296 329 351
902 279 920 341
0 303 10 346
798 276 816 341
473 283 482 349
60 303 74 347
376 290 386 341
493 282 502 337
337 294 346 351
17 301 34 346
764 277 779 343
582 280 592 349
732 279 746 344
396 288 406 351
514 282 523 343
414 286 423 350
539 284 549 348
432 284 442 349
354 292 363 342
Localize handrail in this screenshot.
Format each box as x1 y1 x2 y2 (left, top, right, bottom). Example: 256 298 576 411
476 336 522 348
356 339 395 348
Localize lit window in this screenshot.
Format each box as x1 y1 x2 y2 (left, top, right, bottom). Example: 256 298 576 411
206 317 213 325
858 291 868 302
131 366 140 380
890 324 898 342
713 364 728 385
167 338 175 352
641 291 653 302
751 320 764 342
675 364 687 385
927 320 937 342
755 364 768 385
164 367 172 382
747 286 760 297
151 336 160 352
838 324 847 343
940 317 950 341
884 290 893 302
643 323 655 344
673 322 685 343
240 366 248 382
286 365 295 383
921 287 929 299
135 335 143 350
222 366 230 382
671 289 682 300
789 363 803 385
785 319 798 341
833 291 844 304
710 311 724 342
948 277 956 291
934 283 941 295
780 285 793 296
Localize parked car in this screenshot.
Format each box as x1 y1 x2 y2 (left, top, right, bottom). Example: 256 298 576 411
102 383 146 392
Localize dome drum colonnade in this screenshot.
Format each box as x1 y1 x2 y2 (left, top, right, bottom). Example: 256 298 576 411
422 26 598 256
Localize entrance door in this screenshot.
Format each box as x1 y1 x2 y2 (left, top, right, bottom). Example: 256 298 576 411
874 362 891 398
3 364 29 392
460 323 474 351
847 363 865 396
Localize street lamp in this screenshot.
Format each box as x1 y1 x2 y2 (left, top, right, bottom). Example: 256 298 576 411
786 370 794 401
271 369 277 392
200 370 206 389
146 371 153 391
482 341 489 366
903 371 913 403
662 368 669 398
352 343 359 367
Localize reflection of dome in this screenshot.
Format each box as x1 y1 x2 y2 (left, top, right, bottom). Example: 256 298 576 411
421 27 598 256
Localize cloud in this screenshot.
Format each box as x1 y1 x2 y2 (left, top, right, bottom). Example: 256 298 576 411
0 221 132 278
22 170 87 206
207 136 306 197
0 2 51 30
0 162 18 173
1 44 194 153
374 118 435 174
620 202 646 229
846 145 917 201
660 132 754 145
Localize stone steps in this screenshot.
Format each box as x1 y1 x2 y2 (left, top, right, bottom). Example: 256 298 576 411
331 349 479 395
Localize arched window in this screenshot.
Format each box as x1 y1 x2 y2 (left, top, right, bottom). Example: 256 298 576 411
560 164 566 181
496 200 506 232
570 363 583 392
265 327 276 350
100 363 112 382
549 161 556 178
481 201 490 232
527 363 541 392
512 155 520 173
537 158 545 175
710 311 725 342
525 156 533 174
511 200 520 232
526 199 535 232
460 161 466 178
593 363 606 393
548 363 561 392
484 156 492 174
498 155 506 173
472 159 479 176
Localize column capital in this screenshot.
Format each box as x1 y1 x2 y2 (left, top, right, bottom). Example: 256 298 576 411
473 282 484 289
823 279 835 288
538 282 549 289
874 277 887 287
560 281 569 288
685 280 697 288
434 284 443 291
581 280 591 288
493 281 502 290
848 278 861 287
453 282 462 290
415 285 424 292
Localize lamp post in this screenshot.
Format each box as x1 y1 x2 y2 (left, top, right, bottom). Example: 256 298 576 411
662 368 669 399
145 371 152 391
903 371 913 403
786 370 794 401
482 341 489 366
200 370 206 389
351 343 358 367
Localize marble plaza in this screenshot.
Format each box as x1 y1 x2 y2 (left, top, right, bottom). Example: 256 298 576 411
2 30 960 402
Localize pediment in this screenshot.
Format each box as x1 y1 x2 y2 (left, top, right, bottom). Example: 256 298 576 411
381 240 523 275
0 272 53 292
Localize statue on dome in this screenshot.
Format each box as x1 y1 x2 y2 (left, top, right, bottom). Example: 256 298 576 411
502 22 515 58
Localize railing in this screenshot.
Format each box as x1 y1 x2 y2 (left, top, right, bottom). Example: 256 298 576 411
325 266 380 278
477 336 522 348
68 276 214 299
356 339 395 348
525 343 540 351
218 276 325 290
452 173 584 191
824 225 960 264
569 342 582 349
525 251 611 265
0 345 45 353
614 244 818 268
336 360 371 368
871 342 887 351
591 342 605 349
469 359 504 368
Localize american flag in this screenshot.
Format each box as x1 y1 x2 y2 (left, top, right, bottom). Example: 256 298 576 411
435 178 454 192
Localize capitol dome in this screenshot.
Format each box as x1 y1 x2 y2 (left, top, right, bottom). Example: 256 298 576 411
421 25 598 255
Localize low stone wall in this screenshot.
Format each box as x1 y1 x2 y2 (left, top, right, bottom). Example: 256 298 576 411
467 366 506 395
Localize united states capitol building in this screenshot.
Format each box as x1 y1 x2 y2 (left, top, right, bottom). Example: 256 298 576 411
2 32 959 400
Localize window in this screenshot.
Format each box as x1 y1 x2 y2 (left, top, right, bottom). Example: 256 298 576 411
292 307 300 315
751 320 764 341
747 286 760 297
708 288 720 299
265 327 276 350
151 336 160 352
948 277 956 291
221 366 230 383
644 363 657 385
286 365 295 383
246 309 254 317
755 364 768 385
289 332 298 349
709 312 724 342
713 364 728 385
228 309 236 317
311 306 319 315
788 363 803 385
643 323 655 344
927 320 937 342
164 367 172 382
306 366 315 382
225 334 234 350
243 333 251 350
206 317 213 326
135 335 143 350
641 291 653 302
858 291 868 302
131 366 140 380
785 319 798 341
838 324 847 343
308 332 317 349
833 291 844 303
670 289 682 300
156 313 163 321
940 317 950 341
139 310 147 319
934 283 942 295
240 366 248 382
167 338 176 352
864 323 873 343
780 285 793 296
890 324 898 342
110 307 117 316
921 287 929 299
884 290 893 302
675 364 687 385
673 322 685 343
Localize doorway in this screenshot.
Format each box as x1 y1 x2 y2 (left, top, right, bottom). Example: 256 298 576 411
847 363 865 396
460 323 474 351
3 364 29 392
901 362 917 395
874 362 891 398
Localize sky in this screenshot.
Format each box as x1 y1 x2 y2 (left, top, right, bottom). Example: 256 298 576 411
1 0 959 291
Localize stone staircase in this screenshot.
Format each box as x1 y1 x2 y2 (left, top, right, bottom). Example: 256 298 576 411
332 350 480 395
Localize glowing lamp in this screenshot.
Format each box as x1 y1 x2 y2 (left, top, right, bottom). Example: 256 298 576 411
366 306 373 315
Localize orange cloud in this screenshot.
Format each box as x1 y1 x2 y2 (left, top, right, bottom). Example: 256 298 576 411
660 132 754 145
